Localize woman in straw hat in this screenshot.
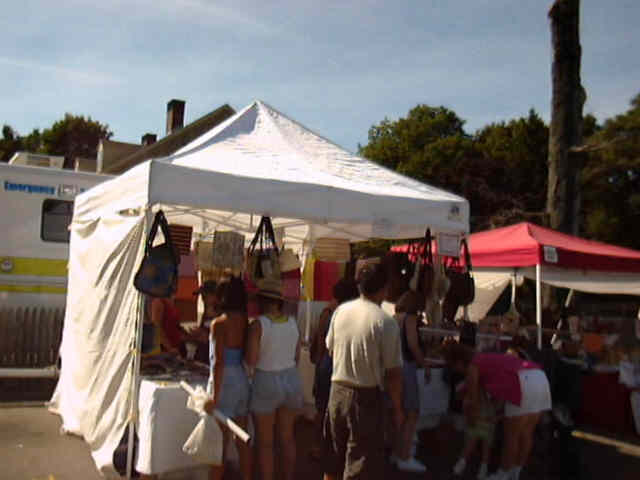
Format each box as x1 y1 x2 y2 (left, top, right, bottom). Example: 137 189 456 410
245 277 304 480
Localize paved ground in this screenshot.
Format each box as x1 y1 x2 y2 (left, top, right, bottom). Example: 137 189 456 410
2 390 640 480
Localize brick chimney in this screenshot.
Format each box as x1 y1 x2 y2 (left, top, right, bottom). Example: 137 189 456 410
141 133 157 146
166 99 185 136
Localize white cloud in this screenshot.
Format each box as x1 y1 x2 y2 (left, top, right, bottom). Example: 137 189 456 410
0 57 122 87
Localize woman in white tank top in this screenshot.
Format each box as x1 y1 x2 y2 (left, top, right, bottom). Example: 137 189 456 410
246 281 303 480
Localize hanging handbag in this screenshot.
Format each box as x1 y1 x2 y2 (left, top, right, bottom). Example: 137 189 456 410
246 216 281 289
409 228 433 297
383 250 414 303
442 238 475 321
134 210 179 297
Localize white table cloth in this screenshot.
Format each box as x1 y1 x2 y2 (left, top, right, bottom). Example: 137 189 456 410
136 378 211 476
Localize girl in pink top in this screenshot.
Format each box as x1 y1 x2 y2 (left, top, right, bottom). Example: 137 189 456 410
444 344 551 480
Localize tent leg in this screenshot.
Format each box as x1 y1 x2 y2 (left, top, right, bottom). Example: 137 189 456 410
126 292 146 479
536 264 542 350
126 215 150 480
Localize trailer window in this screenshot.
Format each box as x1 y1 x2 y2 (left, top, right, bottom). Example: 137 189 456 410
41 199 73 243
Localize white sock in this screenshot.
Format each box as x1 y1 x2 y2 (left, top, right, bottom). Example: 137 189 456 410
513 466 522 480
478 462 488 479
492 469 508 480
453 457 467 475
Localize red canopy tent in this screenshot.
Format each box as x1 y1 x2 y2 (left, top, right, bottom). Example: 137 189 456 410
394 222 640 348
470 222 640 272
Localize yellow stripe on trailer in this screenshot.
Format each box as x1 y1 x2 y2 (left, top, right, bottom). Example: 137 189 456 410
0 257 67 277
0 284 67 294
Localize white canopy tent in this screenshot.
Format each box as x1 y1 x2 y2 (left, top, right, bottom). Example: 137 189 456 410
49 100 469 476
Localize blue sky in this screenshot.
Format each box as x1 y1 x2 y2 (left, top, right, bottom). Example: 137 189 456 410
2 0 639 152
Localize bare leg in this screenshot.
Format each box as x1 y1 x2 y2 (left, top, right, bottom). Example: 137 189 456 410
501 415 525 471
396 410 418 459
234 416 253 480
462 436 479 461
276 407 299 480
254 412 276 480
209 424 228 480
481 437 491 466
517 413 541 467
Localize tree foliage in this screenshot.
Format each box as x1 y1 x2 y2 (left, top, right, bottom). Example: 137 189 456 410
581 94 640 248
0 114 112 168
359 106 549 231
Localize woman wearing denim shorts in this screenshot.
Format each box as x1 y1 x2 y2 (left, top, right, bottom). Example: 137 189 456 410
246 279 303 480
204 277 253 480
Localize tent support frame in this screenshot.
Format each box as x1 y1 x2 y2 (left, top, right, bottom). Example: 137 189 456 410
126 214 151 480
536 264 542 350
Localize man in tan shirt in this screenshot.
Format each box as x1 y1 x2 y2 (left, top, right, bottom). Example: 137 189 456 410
323 263 404 480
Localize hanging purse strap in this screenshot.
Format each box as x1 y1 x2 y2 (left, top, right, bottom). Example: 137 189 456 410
248 216 280 256
424 228 432 266
263 216 280 256
146 210 177 261
248 216 267 255
461 238 472 273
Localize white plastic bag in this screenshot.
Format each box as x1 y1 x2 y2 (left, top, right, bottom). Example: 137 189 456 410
182 385 223 465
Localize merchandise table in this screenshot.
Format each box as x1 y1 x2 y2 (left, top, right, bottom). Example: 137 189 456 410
578 371 635 435
135 376 211 476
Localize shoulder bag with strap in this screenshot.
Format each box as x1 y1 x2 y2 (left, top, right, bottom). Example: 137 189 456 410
134 210 179 297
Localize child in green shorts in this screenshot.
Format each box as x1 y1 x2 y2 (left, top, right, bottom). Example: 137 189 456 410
453 388 497 479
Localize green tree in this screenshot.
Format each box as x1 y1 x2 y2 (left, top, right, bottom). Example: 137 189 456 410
474 109 550 225
359 105 551 231
581 93 640 248
359 105 466 171
0 125 22 162
41 114 112 168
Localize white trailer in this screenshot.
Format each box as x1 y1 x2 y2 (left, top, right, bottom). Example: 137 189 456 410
0 163 110 309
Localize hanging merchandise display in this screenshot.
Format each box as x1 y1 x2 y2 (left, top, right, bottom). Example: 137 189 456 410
246 216 281 290
425 255 449 325
313 237 351 262
134 210 179 298
211 230 246 271
442 238 475 322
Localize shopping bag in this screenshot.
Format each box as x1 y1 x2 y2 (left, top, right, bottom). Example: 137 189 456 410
211 230 245 270
182 385 223 465
133 210 179 297
246 216 281 290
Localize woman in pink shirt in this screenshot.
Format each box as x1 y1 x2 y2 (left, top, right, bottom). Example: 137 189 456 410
444 343 551 480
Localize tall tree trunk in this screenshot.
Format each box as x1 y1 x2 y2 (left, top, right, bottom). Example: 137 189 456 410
547 0 586 235
544 0 586 310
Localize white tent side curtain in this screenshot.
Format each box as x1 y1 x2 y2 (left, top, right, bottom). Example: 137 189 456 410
520 266 640 296
49 209 148 475
476 266 640 296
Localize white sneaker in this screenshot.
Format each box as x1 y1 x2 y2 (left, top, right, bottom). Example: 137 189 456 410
396 457 427 473
453 458 467 475
477 463 488 479
485 470 509 480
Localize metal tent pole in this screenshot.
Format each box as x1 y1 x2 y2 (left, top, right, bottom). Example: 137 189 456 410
536 264 542 350
126 214 150 480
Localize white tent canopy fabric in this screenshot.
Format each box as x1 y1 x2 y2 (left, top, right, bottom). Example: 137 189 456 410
49 100 469 475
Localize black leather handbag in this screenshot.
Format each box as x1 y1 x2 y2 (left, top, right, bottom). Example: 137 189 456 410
134 210 179 298
442 238 475 321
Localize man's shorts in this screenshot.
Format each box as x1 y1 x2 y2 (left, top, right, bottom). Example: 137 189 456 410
323 382 385 480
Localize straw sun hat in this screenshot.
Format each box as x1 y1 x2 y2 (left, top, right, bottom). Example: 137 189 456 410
256 277 284 301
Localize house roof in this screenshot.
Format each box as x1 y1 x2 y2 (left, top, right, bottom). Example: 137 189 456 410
102 104 235 174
